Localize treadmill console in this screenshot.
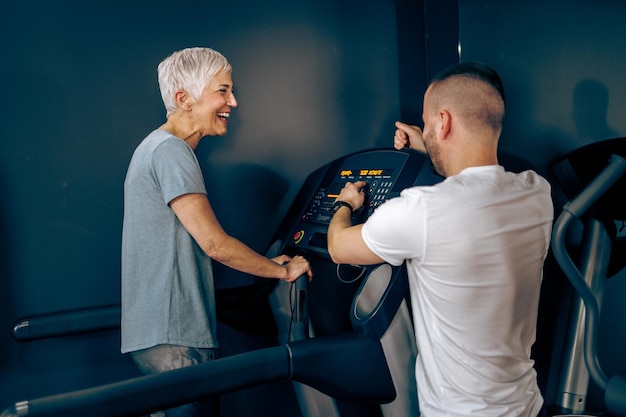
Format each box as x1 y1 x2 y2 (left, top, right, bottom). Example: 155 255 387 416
300 166 397 226
276 148 441 259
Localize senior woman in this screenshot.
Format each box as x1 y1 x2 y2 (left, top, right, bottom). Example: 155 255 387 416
121 47 312 417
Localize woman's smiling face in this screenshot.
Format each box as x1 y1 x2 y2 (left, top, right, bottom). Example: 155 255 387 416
191 70 238 137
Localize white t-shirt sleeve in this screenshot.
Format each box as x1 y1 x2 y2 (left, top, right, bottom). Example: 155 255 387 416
361 191 427 266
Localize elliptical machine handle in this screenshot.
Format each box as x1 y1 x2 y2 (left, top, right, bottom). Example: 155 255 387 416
551 153 626 391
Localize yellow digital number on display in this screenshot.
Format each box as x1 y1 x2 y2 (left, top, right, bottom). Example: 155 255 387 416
341 170 353 177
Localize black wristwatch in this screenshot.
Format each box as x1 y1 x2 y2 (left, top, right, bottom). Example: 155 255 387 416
330 200 353 217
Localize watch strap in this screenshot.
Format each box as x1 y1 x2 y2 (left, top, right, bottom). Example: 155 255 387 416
331 200 353 216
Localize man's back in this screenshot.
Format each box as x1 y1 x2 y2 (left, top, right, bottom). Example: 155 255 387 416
362 165 553 416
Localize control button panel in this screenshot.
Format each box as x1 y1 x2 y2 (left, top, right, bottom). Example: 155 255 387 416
302 168 397 226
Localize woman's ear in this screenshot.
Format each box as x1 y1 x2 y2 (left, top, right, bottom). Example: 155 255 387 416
174 90 191 111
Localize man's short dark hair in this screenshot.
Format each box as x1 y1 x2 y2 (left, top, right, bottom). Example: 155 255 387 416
431 62 506 104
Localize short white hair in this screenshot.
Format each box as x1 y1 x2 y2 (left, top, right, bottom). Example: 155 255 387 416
157 47 232 117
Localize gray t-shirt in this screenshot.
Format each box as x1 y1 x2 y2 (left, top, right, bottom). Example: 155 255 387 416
121 129 217 354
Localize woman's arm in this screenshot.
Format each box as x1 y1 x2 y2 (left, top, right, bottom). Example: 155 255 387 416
170 193 312 282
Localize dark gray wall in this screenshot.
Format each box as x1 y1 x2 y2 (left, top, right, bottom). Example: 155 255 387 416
460 0 626 411
0 0 408 411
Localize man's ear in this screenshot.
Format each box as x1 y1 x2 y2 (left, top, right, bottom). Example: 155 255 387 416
174 90 191 111
439 110 452 140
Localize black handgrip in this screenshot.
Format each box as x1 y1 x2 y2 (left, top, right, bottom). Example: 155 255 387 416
291 273 309 341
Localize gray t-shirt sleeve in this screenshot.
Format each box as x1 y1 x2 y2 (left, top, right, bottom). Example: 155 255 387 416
153 138 207 205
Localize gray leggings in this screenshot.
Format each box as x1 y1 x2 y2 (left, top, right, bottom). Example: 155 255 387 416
131 344 219 417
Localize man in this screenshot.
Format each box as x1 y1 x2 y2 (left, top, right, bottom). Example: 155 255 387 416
327 62 553 416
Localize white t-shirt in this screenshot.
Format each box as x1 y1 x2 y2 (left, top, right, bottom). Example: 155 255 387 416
362 165 553 417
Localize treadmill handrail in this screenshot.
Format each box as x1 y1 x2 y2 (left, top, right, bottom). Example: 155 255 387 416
1 346 289 417
11 305 121 342
1 331 396 417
